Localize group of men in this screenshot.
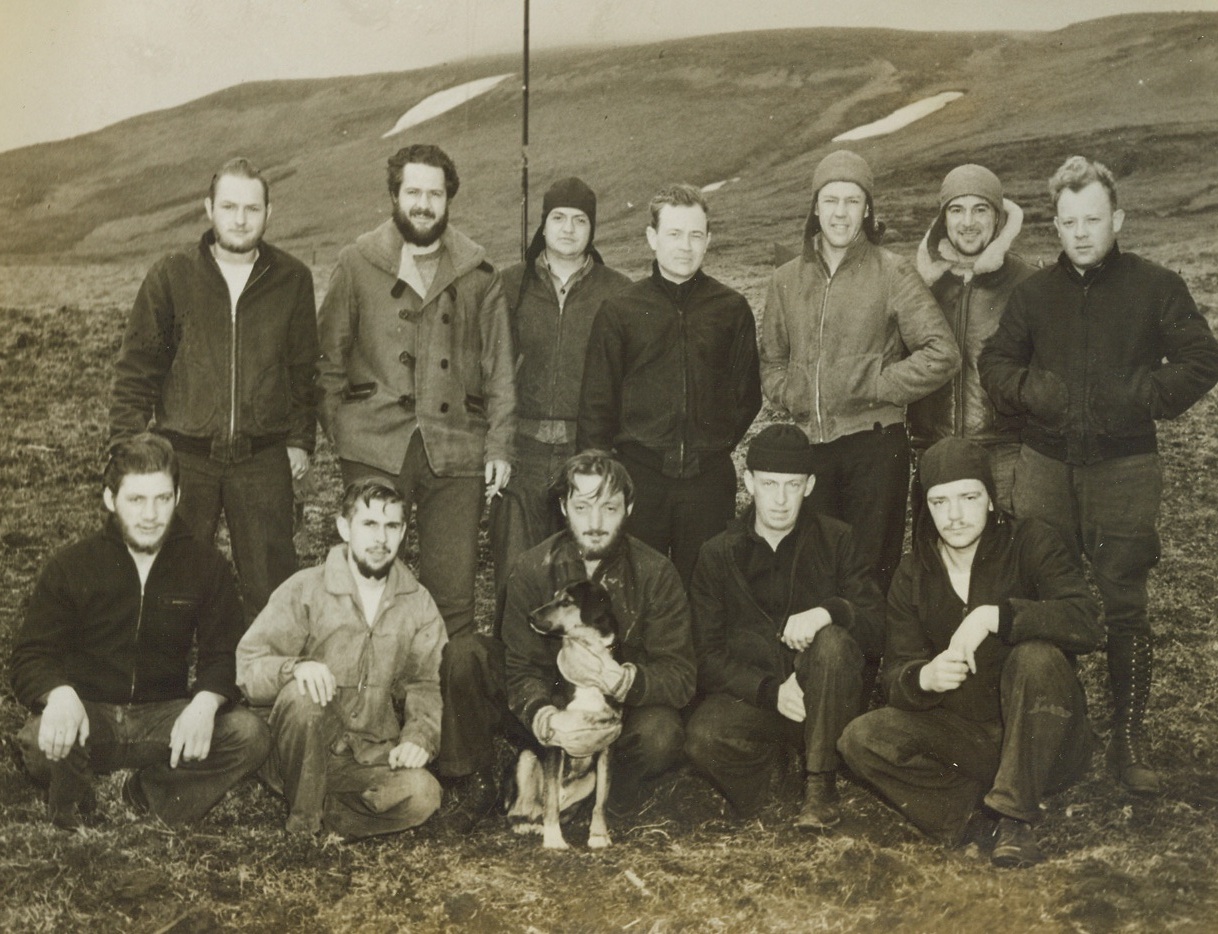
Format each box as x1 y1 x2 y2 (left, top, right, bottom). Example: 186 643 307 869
10 142 1218 869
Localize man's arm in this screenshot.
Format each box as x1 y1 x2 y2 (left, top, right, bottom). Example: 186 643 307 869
109 260 176 446
880 558 944 712
576 302 624 452
478 267 517 469
284 261 320 454
315 253 356 442
234 575 314 706
11 556 81 710
879 256 961 405
1149 273 1218 419
502 564 563 732
758 272 793 410
728 297 762 445
826 525 885 660
193 552 247 703
392 592 448 759
977 286 1036 417
621 558 696 710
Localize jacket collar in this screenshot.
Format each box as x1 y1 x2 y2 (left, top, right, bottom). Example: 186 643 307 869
197 229 275 275
649 261 705 301
322 543 420 599
1057 242 1121 286
355 219 488 284
802 231 872 272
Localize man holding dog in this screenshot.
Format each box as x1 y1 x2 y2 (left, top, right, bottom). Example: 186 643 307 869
11 433 270 829
684 425 884 828
236 478 446 837
502 450 696 814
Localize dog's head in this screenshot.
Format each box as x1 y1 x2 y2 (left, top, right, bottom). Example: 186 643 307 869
529 580 617 649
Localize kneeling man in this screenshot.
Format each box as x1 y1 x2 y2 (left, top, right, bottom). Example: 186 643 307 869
684 425 883 827
237 478 447 837
839 438 1101 867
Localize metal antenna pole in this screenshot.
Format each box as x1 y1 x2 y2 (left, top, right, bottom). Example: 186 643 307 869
521 0 530 262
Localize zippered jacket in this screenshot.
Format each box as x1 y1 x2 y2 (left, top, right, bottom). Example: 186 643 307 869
577 264 761 478
760 234 959 444
10 515 245 709
110 231 319 456
978 246 1218 466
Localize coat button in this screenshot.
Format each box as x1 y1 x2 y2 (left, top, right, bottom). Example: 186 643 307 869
440 402 449 413
399 309 410 320
399 351 412 365
440 359 449 369
441 313 451 324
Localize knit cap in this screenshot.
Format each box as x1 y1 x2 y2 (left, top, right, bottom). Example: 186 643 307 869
812 150 874 198
938 164 1003 212
543 177 597 233
746 424 815 475
919 437 996 503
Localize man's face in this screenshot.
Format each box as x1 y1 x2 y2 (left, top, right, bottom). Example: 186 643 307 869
337 498 406 580
393 163 449 247
744 470 814 539
645 204 710 283
543 207 592 261
1054 181 1124 271
103 471 179 555
926 478 992 553
815 181 867 250
561 472 631 561
944 195 997 257
205 174 270 255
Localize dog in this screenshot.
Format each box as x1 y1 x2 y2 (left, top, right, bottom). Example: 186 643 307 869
506 580 623 850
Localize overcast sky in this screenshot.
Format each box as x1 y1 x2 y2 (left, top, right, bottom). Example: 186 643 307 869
2 0 1213 152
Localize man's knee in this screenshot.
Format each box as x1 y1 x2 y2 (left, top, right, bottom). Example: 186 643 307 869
269 684 336 733
623 706 685 773
214 706 272 768
683 702 723 769
15 716 52 783
441 634 503 692
798 624 864 676
837 707 902 768
1002 640 1072 687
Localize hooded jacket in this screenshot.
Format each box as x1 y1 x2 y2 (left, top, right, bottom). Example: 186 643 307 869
978 246 1218 466
760 213 960 445
317 220 516 477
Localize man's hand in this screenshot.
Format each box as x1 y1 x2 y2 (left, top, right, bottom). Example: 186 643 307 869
485 459 511 504
782 607 832 652
38 686 89 761
776 672 805 722
287 447 311 482
388 741 430 770
948 605 1000 674
918 647 970 693
294 660 336 707
169 692 223 767
557 640 634 701
532 705 621 758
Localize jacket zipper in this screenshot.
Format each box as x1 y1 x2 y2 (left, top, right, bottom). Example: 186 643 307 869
546 271 566 419
677 300 688 476
130 577 146 703
228 263 270 449
953 282 971 436
813 269 835 443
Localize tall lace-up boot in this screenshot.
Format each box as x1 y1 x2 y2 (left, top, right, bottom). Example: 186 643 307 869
1106 632 1161 795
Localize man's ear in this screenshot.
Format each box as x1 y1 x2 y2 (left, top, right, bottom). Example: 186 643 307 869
802 476 816 499
645 226 658 253
1112 208 1125 234
103 487 116 514
559 498 569 519
335 514 351 544
204 198 214 222
743 470 755 498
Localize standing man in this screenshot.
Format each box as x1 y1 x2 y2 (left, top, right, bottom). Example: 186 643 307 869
110 157 319 621
578 183 761 588
760 150 959 594
684 426 883 828
502 450 695 815
908 164 1035 515
237 479 447 838
839 438 1101 868
492 177 631 599
11 434 270 829
979 156 1218 795
316 143 515 822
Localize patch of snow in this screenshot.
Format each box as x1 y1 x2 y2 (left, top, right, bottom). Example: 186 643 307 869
383 74 514 138
832 91 964 142
701 177 741 193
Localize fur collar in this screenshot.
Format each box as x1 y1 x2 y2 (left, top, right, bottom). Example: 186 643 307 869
916 198 1023 286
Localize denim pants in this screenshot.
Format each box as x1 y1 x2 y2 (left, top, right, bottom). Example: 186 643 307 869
17 700 270 826
838 641 1093 844
175 444 298 622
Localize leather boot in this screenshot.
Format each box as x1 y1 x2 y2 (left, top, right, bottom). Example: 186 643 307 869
1106 632 1161 795
444 766 499 833
794 771 840 830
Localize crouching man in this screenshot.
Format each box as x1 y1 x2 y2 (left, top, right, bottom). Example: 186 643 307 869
684 425 883 827
236 479 447 838
839 438 1101 867
10 433 270 829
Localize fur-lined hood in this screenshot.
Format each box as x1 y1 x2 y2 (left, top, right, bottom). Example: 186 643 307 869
916 198 1023 286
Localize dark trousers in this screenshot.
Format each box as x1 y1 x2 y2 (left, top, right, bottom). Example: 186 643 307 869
622 450 737 588
838 641 1093 844
18 700 270 826
341 431 483 639
685 625 864 814
609 705 686 812
176 444 297 622
263 687 441 838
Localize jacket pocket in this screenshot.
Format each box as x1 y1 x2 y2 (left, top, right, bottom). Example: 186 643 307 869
819 353 885 416
778 363 814 420
150 594 198 653
1089 367 1156 436
1019 367 1069 431
342 382 377 403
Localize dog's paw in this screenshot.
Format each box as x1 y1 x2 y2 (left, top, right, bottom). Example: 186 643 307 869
510 819 543 836
587 831 612 849
542 830 570 850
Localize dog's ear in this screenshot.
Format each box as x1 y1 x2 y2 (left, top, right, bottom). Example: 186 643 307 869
576 581 617 637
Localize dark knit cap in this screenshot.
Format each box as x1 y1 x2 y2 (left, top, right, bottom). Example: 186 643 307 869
939 164 1003 212
919 437 996 502
746 424 815 475
543 177 597 231
812 150 875 199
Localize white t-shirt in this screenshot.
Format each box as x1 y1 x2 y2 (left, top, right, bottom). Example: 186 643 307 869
216 255 256 318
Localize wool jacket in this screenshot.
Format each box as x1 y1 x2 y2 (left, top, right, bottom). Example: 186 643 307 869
577 264 761 478
760 233 960 445
884 513 1102 723
317 221 516 477
11 515 245 709
978 245 1218 466
501 529 695 731
689 506 884 710
110 231 319 457
236 545 447 760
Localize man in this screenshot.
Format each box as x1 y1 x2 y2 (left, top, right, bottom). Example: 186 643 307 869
838 438 1102 867
578 183 761 588
979 156 1218 795
908 164 1035 515
236 479 446 838
10 433 269 829
492 177 631 600
759 149 959 595
502 450 695 814
684 425 883 828
110 157 319 621
316 143 515 819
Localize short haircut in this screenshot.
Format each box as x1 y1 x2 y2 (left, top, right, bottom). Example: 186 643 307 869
340 477 406 521
104 433 179 496
648 183 709 230
553 450 635 509
209 157 269 205
387 144 460 199
1049 155 1119 209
